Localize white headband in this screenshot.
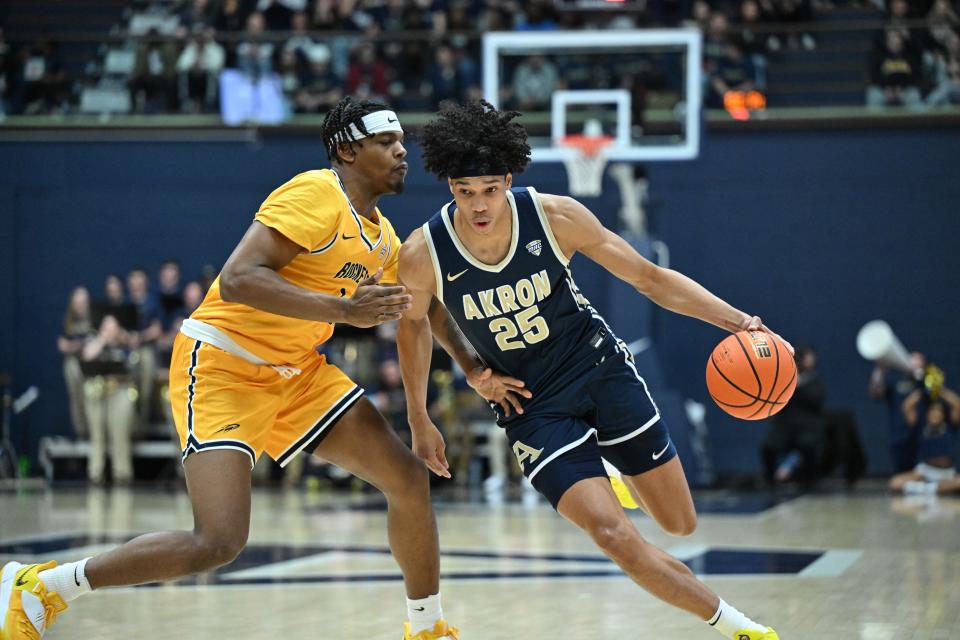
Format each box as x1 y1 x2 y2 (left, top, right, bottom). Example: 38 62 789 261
343 110 403 141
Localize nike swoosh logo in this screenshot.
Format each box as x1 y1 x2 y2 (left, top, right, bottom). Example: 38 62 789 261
447 269 468 282
15 569 29 587
74 565 81 586
652 442 671 460
414 606 425 611
387 117 398 123
342 234 356 240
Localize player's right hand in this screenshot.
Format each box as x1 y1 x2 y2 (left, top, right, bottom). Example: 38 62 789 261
344 268 413 327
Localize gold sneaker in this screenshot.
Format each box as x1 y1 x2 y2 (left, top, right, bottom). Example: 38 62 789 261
402 619 460 639
0 562 68 640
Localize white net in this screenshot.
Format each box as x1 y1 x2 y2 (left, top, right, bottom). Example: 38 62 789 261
560 136 612 197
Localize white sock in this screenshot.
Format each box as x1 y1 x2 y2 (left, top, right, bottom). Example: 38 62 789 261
904 480 938 495
38 558 93 602
406 593 443 634
707 599 766 637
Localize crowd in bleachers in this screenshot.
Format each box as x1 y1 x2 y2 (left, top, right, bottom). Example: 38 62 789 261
2 0 959 119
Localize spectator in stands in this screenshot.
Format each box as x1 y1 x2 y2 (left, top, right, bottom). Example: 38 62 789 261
80 314 135 486
761 346 826 487
889 387 960 495
126 268 162 425
129 29 178 113
869 351 927 472
94 274 137 332
707 42 757 108
774 0 816 50
177 26 225 112
689 0 713 31
278 47 308 111
284 11 319 58
179 0 215 31
158 280 203 366
292 46 342 113
430 45 464 107
885 0 922 53
0 27 10 115
216 0 248 32
737 0 771 89
311 0 358 31
511 54 559 110
371 357 410 444
258 0 299 31
924 0 960 51
867 29 924 109
515 1 560 30
157 259 184 331
237 12 275 78
17 37 70 115
346 42 389 100
927 28 960 105
58 286 95 439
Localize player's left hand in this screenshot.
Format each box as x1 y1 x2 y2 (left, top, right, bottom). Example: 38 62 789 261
467 367 533 417
410 417 451 479
740 315 795 356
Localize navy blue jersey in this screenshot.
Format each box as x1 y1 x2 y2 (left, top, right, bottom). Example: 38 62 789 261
423 186 615 422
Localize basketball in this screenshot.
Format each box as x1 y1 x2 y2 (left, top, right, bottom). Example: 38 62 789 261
706 331 797 420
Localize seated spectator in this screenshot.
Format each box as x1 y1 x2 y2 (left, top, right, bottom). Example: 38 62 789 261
311 0 358 31
0 27 10 115
292 47 343 113
58 286 95 439
284 11 319 58
216 0 248 32
889 387 960 495
237 12 275 78
926 28 960 106
761 346 826 488
80 315 135 486
129 29 179 114
736 0 771 89
257 0 304 31
431 45 463 107
703 11 732 72
18 37 70 115
707 42 757 109
511 54 559 110
923 0 960 52
866 30 924 109
515 1 559 31
177 26 225 113
278 47 308 111
179 0 215 32
346 42 388 100
127 268 163 425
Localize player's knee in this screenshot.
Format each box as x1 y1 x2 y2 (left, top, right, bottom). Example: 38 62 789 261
662 511 697 537
587 518 637 556
384 456 429 503
194 531 247 570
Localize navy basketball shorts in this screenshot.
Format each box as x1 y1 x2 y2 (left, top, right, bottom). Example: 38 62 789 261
503 344 677 509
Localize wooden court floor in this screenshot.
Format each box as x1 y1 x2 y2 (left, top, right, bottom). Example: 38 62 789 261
2 485 959 639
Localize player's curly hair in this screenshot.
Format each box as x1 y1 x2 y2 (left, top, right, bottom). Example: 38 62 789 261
420 100 531 179
321 96 391 163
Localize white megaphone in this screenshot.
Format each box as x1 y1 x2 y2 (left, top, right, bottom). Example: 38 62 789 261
856 320 912 372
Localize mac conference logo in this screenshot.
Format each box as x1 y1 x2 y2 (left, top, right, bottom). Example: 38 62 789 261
526 239 542 257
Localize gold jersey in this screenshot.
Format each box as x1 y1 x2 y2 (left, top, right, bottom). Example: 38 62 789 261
190 169 401 368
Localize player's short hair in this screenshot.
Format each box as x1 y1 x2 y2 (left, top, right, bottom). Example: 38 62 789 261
420 100 531 180
321 96 391 163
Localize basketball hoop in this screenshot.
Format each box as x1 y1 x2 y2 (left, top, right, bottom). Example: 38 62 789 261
559 134 614 197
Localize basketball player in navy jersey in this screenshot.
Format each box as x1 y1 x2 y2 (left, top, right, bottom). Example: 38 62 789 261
396 100 788 640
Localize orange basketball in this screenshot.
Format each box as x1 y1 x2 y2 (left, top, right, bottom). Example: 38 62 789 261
705 330 797 420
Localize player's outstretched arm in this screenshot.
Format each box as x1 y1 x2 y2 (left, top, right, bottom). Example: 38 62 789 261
542 194 793 352
220 221 411 328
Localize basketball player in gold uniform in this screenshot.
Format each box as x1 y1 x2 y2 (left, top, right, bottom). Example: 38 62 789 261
0 98 458 640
